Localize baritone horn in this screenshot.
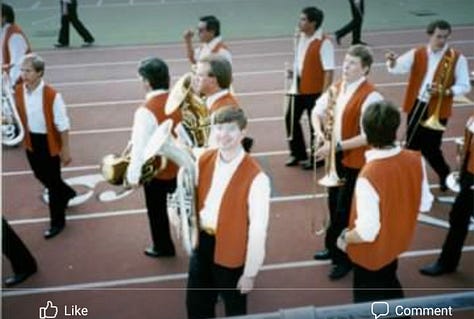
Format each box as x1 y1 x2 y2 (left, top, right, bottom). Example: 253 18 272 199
145 119 198 255
2 72 25 146
165 72 209 147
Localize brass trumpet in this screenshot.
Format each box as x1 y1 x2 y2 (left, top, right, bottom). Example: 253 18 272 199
421 49 455 131
318 86 345 187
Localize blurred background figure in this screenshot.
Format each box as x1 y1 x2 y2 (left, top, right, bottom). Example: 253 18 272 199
55 0 95 48
334 0 366 45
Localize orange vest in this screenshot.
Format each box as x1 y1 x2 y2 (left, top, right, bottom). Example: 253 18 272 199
15 84 62 156
209 92 239 114
338 80 375 169
347 150 422 270
299 36 328 95
463 115 474 174
197 149 261 268
143 93 182 180
2 24 32 66
403 47 459 119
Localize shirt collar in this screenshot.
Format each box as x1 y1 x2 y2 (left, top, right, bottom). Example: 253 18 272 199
302 28 322 42
427 43 448 56
206 89 229 108
342 76 366 92
365 145 402 163
145 89 167 101
205 36 222 51
25 79 45 95
217 147 245 167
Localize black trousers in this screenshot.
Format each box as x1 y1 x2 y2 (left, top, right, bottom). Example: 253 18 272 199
187 232 246 319
438 170 474 269
2 218 37 275
335 0 364 44
285 94 319 161
353 259 404 303
58 0 94 45
143 178 177 251
406 100 450 184
325 152 359 266
26 133 76 228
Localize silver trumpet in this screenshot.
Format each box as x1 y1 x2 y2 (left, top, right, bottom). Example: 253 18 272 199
2 72 24 146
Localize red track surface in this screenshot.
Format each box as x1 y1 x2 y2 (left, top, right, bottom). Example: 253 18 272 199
2 27 474 319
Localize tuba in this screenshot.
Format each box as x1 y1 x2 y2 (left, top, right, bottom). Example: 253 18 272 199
318 86 345 187
165 72 209 147
146 119 199 256
100 142 166 186
2 72 25 146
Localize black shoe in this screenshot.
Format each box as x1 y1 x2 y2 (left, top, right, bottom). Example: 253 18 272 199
144 246 175 258
352 41 367 46
328 264 352 280
81 41 94 48
4 269 37 287
65 189 77 207
54 43 69 48
419 262 455 277
439 175 449 192
44 225 65 239
334 33 342 45
300 160 314 170
285 157 302 167
313 249 331 260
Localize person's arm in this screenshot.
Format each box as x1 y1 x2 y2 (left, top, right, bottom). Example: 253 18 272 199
183 29 196 64
237 172 271 294
7 34 28 85
385 49 415 74
320 38 335 91
126 107 157 186
337 177 381 251
449 54 472 96
52 93 72 165
419 157 434 212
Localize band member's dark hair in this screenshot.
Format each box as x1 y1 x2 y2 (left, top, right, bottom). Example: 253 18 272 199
347 44 374 75
213 105 247 130
302 6 324 30
2 4 15 24
426 20 451 35
200 55 232 89
200 15 220 37
138 57 170 90
23 53 45 76
362 100 400 148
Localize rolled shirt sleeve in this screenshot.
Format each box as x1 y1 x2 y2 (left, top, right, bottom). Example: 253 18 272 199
52 93 71 132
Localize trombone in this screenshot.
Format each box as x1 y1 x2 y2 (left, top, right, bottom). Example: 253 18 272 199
284 28 300 141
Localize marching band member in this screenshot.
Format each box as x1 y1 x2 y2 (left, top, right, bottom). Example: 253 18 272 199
183 15 232 66
385 19 471 191
15 53 76 239
337 100 433 302
420 114 474 276
126 57 182 258
186 106 270 319
195 55 237 113
1 3 32 86
311 45 383 280
285 6 334 170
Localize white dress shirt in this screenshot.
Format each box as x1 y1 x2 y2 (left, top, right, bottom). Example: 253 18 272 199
196 148 271 277
126 90 167 185
194 36 232 65
313 77 384 142
296 28 335 77
23 80 70 133
353 146 434 241
387 44 471 101
0 23 29 85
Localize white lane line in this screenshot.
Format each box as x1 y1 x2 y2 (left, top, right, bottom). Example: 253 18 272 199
45 41 474 71
50 55 474 87
31 1 41 9
3 246 474 297
0 136 466 177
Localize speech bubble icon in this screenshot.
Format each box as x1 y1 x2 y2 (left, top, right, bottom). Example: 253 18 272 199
371 301 389 319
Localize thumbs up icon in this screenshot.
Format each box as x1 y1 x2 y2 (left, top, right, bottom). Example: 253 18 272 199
39 301 58 319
